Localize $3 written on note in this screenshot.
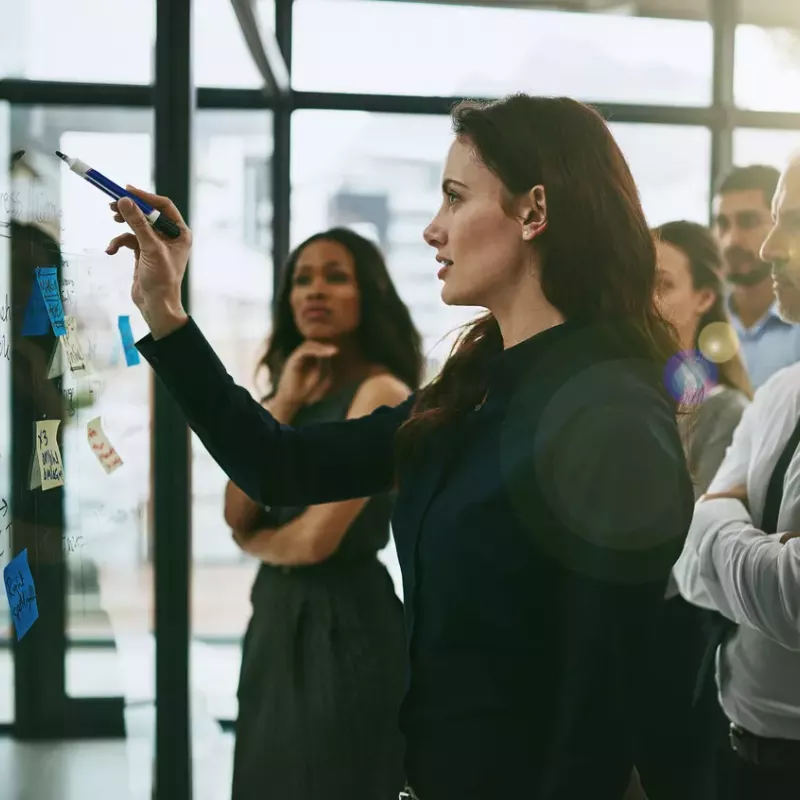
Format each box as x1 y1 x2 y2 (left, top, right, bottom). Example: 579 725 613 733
34 419 64 491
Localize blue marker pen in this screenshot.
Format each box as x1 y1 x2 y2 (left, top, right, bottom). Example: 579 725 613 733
55 151 181 239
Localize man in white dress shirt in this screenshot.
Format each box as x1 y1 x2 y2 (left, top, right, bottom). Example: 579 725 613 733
673 153 800 799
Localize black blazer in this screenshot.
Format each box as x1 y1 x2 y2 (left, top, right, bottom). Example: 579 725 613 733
138 317 693 800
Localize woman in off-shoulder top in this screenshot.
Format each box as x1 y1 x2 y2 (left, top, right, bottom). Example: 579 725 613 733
107 94 693 800
636 220 752 800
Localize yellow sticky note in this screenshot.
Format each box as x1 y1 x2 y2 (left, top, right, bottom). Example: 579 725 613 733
62 316 86 372
87 416 123 475
35 420 64 491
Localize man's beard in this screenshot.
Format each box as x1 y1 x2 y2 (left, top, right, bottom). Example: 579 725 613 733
724 253 772 287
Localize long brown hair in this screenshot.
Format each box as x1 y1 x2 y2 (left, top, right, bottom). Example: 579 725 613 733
396 94 679 460
259 228 424 394
655 220 753 399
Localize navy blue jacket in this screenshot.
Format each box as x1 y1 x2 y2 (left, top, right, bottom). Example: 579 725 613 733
138 317 693 800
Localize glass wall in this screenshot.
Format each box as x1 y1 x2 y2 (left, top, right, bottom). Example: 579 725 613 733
292 0 713 106
610 123 712 225
735 25 800 112
733 127 800 171
190 111 273 749
0 1 156 84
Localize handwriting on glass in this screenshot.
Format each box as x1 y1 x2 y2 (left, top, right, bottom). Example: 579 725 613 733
1 190 63 232
42 528 85 554
60 278 75 307
87 417 123 474
0 498 8 556
63 387 75 417
35 419 65 491
0 292 10 362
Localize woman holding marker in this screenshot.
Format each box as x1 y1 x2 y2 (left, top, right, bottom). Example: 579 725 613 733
107 95 693 800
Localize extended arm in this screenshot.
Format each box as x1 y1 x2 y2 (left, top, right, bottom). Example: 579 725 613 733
232 375 411 566
223 396 300 533
137 319 413 506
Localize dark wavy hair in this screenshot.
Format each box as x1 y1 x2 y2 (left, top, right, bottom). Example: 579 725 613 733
655 220 753 399
258 227 424 394
396 94 679 460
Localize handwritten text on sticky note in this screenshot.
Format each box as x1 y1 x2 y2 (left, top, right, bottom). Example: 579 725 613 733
62 316 86 372
35 267 66 336
35 419 64 491
4 549 39 640
87 417 123 474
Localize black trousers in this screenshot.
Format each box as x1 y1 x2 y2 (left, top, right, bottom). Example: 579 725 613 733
718 743 800 799
636 597 730 800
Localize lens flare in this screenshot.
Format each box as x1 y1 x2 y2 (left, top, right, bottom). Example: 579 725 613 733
663 350 717 404
698 322 740 364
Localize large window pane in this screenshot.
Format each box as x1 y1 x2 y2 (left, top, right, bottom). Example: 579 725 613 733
292 110 477 373
1 1 155 84
194 0 276 89
190 111 273 774
292 1 712 105
292 113 712 358
735 26 800 112
6 106 153 788
733 128 800 172
609 124 711 226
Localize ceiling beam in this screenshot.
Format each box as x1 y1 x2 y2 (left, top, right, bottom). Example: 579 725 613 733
230 0 290 98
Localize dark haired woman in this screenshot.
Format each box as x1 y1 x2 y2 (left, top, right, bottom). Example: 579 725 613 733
108 94 694 800
637 221 751 800
224 228 423 799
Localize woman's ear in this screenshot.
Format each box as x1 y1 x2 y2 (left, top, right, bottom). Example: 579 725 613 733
696 287 715 316
519 185 548 241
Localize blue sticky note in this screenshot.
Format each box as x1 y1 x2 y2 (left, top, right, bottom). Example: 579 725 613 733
35 267 66 336
4 549 39 640
117 315 141 366
21 277 50 336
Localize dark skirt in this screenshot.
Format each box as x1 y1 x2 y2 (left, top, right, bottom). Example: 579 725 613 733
232 557 407 800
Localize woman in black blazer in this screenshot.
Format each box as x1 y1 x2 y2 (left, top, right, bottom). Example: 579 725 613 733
108 94 694 800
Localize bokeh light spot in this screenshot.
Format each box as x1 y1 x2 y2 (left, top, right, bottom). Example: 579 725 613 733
663 350 717 405
698 321 740 364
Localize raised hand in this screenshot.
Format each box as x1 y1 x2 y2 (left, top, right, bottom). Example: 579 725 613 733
106 187 191 339
273 341 339 412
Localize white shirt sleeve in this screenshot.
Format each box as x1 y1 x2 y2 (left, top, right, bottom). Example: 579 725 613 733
672 386 755 607
675 499 800 650
673 389 800 650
